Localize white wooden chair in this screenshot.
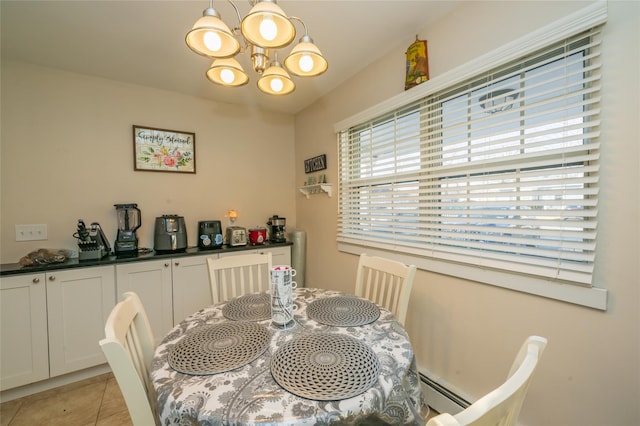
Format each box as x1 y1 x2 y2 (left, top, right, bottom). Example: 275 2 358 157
207 252 273 304
426 336 548 426
99 291 158 426
354 253 417 326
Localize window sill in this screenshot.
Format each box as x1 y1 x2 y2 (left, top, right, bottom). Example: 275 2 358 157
338 242 607 311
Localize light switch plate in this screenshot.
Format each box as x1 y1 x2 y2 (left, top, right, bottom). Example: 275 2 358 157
15 224 48 241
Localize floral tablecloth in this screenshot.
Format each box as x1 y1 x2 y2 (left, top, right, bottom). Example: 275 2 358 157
152 288 425 425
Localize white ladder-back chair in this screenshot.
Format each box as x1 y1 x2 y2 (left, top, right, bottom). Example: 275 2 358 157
427 336 548 426
207 252 273 304
99 291 158 426
354 253 417 326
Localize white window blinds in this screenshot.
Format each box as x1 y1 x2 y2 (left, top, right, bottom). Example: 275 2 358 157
338 27 601 286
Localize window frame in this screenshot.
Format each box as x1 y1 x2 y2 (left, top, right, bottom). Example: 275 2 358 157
334 1 608 310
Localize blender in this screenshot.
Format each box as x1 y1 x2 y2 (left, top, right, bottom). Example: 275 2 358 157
114 203 141 256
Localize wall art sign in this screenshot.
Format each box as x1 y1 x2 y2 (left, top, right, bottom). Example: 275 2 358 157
304 154 327 174
405 37 429 91
133 125 196 173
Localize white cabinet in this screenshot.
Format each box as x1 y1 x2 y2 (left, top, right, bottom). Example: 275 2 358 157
115 254 218 339
46 266 115 377
0 273 49 391
115 260 173 345
218 246 291 270
172 254 216 324
0 244 291 393
0 265 115 390
259 246 291 265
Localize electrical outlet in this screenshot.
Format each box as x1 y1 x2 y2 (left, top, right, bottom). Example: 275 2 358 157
15 224 48 241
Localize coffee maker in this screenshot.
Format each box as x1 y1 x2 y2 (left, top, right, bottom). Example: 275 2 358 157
267 215 287 243
114 203 141 256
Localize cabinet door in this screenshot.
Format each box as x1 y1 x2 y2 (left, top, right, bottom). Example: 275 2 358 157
46 266 116 377
115 260 173 344
0 273 49 390
218 249 258 258
172 254 215 324
259 246 291 266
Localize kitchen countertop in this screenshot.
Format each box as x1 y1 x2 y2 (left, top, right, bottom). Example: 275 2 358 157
0 241 293 276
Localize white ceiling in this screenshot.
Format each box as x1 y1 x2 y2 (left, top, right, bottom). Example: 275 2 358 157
1 1 461 115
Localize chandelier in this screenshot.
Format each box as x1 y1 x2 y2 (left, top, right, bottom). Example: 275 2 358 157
186 0 328 96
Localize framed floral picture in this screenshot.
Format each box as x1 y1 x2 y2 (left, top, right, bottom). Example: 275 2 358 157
133 125 196 173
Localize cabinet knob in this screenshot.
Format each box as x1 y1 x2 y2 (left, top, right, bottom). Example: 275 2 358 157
174 261 180 266
32 277 40 284
164 263 170 268
48 275 55 281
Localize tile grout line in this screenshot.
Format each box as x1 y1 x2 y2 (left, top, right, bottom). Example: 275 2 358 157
94 378 109 425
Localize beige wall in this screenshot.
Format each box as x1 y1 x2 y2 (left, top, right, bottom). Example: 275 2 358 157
1 1 638 425
295 1 639 425
1 62 297 263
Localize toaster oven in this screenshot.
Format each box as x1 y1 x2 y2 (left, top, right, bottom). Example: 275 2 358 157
226 226 247 246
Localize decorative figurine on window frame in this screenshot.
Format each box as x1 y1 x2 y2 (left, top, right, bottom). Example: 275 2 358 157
405 36 430 90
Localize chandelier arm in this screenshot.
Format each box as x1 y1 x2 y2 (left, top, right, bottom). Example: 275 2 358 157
225 0 243 28
287 16 309 37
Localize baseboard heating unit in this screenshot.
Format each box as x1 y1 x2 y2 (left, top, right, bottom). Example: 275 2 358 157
420 372 470 415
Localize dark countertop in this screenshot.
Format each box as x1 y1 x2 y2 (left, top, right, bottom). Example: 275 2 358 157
0 241 293 276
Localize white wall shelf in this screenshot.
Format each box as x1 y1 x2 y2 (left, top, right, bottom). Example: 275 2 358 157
299 184 333 199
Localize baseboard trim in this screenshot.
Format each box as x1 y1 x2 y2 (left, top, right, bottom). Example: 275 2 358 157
0 364 111 403
420 372 469 416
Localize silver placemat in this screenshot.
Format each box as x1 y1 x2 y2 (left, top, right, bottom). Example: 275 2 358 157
222 293 271 322
306 296 380 327
168 322 271 375
271 333 380 401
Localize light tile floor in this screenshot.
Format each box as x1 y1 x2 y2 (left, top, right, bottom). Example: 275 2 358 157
0 373 131 426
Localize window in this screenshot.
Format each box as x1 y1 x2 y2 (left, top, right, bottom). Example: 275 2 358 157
336 7 607 308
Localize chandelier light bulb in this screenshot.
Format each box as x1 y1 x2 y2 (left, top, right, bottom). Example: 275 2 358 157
299 54 314 72
206 58 249 87
220 68 235 84
258 60 294 95
259 16 278 41
203 31 222 52
270 77 284 92
283 35 328 77
241 0 295 48
185 7 240 58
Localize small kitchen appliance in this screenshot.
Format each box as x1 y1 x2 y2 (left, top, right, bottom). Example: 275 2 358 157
198 220 223 249
248 227 267 245
114 203 141 256
154 215 188 253
75 219 111 260
267 215 287 243
226 226 248 246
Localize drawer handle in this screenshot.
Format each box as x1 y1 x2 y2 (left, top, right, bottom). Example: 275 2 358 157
48 276 55 281
174 262 180 266
32 277 40 284
164 263 170 268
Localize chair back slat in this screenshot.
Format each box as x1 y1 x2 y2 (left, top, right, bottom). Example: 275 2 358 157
207 253 273 304
354 254 417 326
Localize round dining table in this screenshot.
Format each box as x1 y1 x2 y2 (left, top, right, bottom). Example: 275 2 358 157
151 287 425 425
